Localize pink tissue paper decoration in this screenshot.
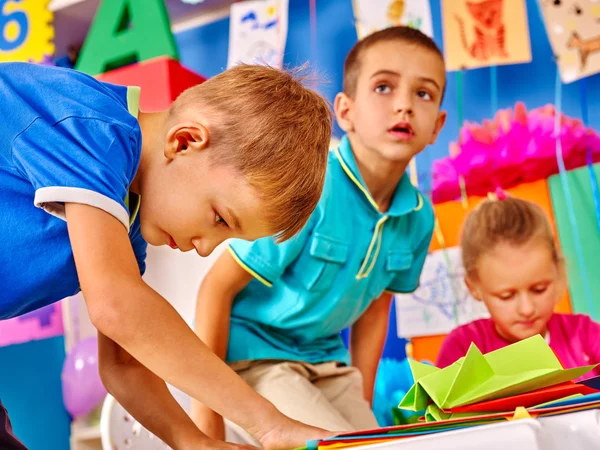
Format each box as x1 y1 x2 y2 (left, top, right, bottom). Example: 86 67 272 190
0 303 64 347
432 102 600 204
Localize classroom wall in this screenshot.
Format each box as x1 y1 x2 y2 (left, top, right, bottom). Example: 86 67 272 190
176 0 600 194
5 1 600 448
0 337 70 450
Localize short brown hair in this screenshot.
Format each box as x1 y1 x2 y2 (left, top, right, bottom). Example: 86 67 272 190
344 26 446 100
171 64 332 242
461 197 561 279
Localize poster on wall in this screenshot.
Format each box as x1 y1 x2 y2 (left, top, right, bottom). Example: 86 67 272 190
538 0 600 83
395 247 490 338
227 0 289 69
441 0 532 71
352 0 434 39
0 0 55 63
0 303 63 347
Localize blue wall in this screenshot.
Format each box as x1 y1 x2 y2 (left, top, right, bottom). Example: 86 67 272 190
0 337 70 450
176 0 600 194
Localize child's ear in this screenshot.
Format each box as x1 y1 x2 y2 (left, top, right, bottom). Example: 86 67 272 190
334 92 355 133
554 259 568 306
429 110 447 145
464 276 482 301
429 111 448 145
165 122 209 160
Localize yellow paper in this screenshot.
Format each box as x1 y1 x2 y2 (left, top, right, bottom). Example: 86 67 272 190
510 406 534 420
441 0 532 71
538 0 600 83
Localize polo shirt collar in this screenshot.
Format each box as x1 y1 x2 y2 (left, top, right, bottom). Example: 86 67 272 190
334 135 423 216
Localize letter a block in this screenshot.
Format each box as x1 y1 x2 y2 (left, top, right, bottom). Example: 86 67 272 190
76 0 178 76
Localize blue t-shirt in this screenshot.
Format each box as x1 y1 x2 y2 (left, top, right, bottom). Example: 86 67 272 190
227 135 435 365
0 63 146 319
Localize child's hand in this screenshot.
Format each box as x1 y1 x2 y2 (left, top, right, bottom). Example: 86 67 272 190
180 436 259 450
254 417 337 450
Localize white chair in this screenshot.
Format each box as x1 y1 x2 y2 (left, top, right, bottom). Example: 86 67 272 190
100 394 171 450
99 389 260 449
100 386 191 450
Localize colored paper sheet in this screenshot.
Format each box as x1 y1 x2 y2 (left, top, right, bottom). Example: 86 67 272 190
352 0 433 39
399 335 596 411
449 381 597 413
579 375 600 390
533 391 600 410
549 164 600 320
538 0 600 83
311 397 600 449
441 0 532 71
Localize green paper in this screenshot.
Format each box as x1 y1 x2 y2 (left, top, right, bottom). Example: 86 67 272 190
548 164 600 320
76 0 178 76
399 335 596 414
408 358 439 381
398 360 440 411
425 404 451 422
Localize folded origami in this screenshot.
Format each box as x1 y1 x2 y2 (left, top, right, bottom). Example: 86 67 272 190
399 335 596 413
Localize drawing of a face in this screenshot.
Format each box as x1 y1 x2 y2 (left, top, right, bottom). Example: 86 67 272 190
467 0 504 29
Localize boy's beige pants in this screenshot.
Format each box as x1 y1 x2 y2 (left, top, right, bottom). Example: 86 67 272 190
224 360 379 446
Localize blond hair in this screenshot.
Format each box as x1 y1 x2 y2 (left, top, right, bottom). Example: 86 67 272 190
461 197 561 279
170 64 332 242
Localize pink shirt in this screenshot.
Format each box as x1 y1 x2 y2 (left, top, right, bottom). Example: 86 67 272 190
436 314 600 380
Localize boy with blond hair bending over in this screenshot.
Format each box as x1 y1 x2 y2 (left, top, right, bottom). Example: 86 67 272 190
0 62 332 450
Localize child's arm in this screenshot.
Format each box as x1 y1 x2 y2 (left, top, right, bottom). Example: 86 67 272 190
350 293 393 405
98 333 252 450
65 203 329 449
190 251 253 440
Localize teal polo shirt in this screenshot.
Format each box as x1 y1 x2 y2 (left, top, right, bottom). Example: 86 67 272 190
227 135 435 365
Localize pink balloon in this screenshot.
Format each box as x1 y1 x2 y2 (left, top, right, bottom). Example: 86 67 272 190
61 336 107 418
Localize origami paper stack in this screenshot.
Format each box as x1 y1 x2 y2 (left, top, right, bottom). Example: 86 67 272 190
398 335 597 421
302 336 600 450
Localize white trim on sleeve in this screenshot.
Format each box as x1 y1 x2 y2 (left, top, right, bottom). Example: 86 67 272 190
34 186 130 231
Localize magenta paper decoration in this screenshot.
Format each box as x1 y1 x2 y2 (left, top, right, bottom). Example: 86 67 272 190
432 103 600 204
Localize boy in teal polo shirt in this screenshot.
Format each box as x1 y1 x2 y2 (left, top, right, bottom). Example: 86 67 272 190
192 26 447 442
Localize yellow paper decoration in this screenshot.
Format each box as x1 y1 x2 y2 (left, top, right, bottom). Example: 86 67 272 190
0 0 54 63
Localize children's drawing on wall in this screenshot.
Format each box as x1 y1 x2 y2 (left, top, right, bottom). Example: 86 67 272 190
441 0 531 71
352 0 433 40
227 0 289 69
395 247 490 338
539 0 600 83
